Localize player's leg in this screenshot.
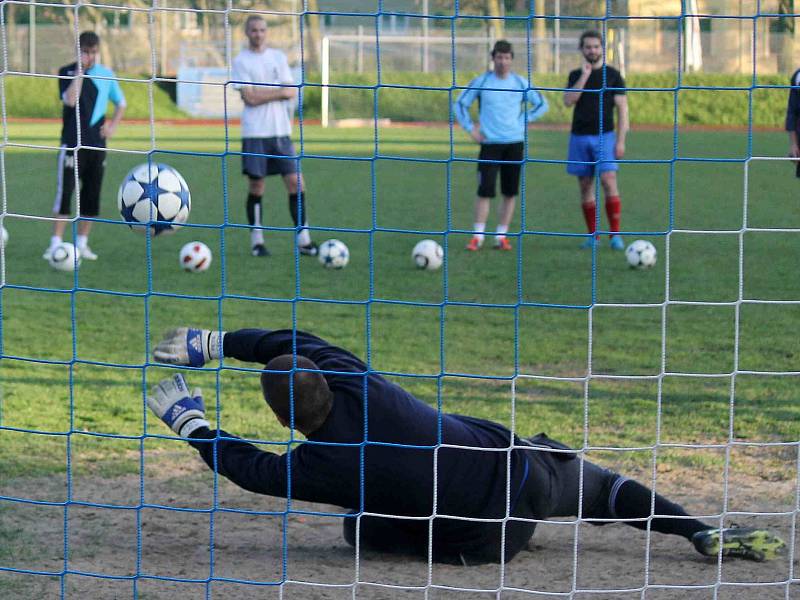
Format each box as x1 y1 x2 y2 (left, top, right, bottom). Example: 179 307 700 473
241 138 269 256
267 136 316 256
494 142 523 251
567 135 598 248
599 131 624 250
74 149 105 260
342 513 427 558
468 144 499 251
45 147 75 260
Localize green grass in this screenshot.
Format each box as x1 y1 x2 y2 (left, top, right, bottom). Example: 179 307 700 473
0 121 798 480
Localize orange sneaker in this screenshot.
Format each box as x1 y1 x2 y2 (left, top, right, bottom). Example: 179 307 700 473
494 237 512 251
465 237 482 251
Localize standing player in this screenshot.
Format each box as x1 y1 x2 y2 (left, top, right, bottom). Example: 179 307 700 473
454 40 548 252
43 31 126 262
147 325 785 565
785 66 800 177
563 30 629 250
232 15 317 258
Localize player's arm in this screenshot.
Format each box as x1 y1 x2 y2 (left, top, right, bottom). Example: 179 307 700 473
146 373 287 496
563 63 592 107
101 79 126 139
614 93 629 159
522 86 549 124
453 81 483 143
61 72 84 108
786 74 800 158
241 84 295 107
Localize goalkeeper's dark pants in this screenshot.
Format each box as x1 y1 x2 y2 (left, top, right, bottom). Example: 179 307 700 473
342 434 710 565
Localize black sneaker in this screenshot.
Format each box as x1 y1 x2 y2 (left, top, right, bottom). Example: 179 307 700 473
298 242 318 257
251 244 270 257
692 527 786 561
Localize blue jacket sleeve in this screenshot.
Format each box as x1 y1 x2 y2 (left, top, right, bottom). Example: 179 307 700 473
786 70 800 132
453 77 481 133
522 87 548 124
188 427 288 496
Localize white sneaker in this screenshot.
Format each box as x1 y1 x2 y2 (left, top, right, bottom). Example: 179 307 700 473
78 246 97 260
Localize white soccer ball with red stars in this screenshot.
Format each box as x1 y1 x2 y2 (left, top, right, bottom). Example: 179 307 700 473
179 241 212 272
118 163 191 236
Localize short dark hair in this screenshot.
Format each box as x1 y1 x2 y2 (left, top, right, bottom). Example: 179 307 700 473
580 30 603 48
78 31 100 50
491 40 514 58
260 355 333 434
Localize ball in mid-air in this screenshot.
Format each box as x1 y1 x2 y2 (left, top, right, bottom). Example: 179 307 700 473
48 242 81 272
625 239 657 269
118 163 191 236
412 239 443 270
318 239 349 269
179 241 212 272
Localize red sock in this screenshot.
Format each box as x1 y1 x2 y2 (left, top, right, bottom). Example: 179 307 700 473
606 195 621 235
581 201 597 235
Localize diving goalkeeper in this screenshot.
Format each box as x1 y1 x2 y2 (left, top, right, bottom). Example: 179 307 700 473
148 327 785 565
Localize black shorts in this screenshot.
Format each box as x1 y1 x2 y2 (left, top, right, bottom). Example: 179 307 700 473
241 136 299 178
477 142 524 198
53 147 105 217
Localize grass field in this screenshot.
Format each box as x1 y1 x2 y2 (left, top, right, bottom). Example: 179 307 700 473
0 121 798 486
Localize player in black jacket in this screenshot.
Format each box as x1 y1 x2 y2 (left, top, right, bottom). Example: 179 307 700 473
148 327 785 565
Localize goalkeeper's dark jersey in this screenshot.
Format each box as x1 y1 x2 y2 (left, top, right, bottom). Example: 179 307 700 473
785 68 800 134
188 329 528 552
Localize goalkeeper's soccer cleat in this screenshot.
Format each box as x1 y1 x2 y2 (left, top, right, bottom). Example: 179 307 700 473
494 237 512 251
78 245 97 261
298 242 319 257
691 527 786 561
465 237 483 252
251 243 270 257
609 235 625 251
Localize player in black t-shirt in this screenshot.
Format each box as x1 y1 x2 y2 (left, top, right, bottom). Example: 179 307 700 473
145 326 785 565
785 67 800 177
43 31 126 263
564 31 628 251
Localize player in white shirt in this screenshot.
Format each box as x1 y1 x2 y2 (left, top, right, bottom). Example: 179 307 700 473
232 15 316 257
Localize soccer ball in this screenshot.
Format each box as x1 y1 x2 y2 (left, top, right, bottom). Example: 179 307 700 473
412 239 443 270
118 163 191 236
625 240 657 269
49 242 81 272
318 239 349 269
179 241 212 272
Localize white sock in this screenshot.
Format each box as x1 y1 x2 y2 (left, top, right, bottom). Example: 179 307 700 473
296 227 311 247
250 229 264 247
50 235 63 249
76 234 88 249
473 222 486 242
495 225 508 240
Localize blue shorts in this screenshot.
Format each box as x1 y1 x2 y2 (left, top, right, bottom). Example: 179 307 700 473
566 132 619 177
241 136 298 178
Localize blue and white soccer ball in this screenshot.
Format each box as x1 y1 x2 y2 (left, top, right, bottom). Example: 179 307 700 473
318 239 349 269
118 163 191 236
412 239 443 271
625 239 657 269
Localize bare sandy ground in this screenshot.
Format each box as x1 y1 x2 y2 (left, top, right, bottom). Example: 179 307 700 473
1 453 797 599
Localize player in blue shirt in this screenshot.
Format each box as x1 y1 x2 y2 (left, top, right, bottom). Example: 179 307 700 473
43 31 126 263
454 41 548 252
147 326 785 565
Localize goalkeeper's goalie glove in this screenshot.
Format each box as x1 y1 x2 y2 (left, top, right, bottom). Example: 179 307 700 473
147 374 209 438
153 327 225 368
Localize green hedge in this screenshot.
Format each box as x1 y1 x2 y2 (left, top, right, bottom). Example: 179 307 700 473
300 72 790 128
4 71 789 127
3 74 186 120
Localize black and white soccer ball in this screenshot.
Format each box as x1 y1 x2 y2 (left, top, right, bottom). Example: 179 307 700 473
625 239 657 269
118 163 191 236
48 242 81 272
412 239 443 270
179 241 212 272
318 239 349 269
